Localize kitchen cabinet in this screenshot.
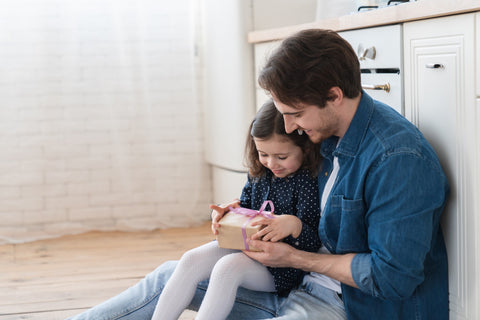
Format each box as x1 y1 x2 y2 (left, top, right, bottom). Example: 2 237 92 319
404 13 479 319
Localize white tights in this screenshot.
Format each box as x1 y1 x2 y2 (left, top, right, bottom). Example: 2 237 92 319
151 241 276 320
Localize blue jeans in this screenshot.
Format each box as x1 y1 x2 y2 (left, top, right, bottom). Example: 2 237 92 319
271 278 346 320
67 261 278 320
67 261 346 320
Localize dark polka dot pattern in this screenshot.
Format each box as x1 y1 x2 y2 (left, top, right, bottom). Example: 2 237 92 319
239 168 321 296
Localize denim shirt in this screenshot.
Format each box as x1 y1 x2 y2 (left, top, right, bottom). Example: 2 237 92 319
318 92 449 319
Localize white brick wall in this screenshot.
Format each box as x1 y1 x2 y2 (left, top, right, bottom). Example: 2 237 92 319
0 0 212 244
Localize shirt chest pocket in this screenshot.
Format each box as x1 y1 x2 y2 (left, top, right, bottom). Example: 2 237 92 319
321 195 369 254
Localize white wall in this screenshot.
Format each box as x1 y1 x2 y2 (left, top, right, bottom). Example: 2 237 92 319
0 0 211 243
252 0 317 30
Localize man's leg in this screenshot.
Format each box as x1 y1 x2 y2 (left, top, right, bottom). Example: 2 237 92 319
268 280 346 320
67 261 179 320
68 259 281 320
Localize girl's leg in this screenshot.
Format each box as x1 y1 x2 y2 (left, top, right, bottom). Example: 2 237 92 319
195 252 276 320
151 241 236 320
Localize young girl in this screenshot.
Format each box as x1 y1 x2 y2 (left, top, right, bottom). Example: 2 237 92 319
151 100 322 320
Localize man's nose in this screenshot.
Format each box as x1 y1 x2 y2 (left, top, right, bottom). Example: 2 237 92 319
283 116 297 134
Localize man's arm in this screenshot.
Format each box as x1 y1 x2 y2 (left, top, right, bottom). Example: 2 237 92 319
243 240 358 288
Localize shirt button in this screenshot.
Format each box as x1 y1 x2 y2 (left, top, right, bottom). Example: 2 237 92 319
324 171 328 176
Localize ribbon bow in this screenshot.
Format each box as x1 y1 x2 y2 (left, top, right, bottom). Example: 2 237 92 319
228 200 275 251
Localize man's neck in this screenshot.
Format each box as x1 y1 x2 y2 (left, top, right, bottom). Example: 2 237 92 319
336 93 361 138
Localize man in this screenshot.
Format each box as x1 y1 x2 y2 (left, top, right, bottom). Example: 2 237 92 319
69 29 449 320
245 29 449 319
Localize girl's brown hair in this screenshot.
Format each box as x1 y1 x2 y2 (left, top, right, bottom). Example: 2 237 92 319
244 100 321 177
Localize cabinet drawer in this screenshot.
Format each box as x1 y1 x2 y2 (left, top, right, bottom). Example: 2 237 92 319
340 24 402 69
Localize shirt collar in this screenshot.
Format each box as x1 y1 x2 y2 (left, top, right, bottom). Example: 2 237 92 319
321 91 374 158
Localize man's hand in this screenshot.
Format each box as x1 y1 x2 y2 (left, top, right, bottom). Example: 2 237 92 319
209 200 240 235
245 239 358 288
251 215 302 242
243 240 296 268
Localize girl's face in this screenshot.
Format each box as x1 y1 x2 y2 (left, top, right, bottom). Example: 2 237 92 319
254 134 304 178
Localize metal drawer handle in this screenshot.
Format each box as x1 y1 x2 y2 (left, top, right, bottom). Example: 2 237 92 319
425 63 444 69
357 44 376 61
362 83 390 93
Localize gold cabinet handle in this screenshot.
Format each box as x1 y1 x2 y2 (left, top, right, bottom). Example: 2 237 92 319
362 83 390 93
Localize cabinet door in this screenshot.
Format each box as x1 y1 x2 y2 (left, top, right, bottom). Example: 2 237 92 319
404 13 477 320
477 13 480 97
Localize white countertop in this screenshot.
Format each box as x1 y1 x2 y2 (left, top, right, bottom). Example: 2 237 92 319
248 0 480 43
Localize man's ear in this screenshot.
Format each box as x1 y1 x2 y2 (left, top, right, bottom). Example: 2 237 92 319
327 87 343 104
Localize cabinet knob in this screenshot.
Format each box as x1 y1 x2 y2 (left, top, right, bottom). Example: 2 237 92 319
425 63 445 69
357 44 376 61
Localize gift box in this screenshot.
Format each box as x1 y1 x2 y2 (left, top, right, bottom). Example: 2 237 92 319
216 201 275 252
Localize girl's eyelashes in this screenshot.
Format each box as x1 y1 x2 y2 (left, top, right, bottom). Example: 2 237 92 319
258 153 287 160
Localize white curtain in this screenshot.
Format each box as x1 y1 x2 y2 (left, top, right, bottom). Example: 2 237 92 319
0 0 211 244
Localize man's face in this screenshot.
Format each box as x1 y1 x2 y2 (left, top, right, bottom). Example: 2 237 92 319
273 99 340 144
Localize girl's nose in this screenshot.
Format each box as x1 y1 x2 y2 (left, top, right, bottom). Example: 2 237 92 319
266 157 278 169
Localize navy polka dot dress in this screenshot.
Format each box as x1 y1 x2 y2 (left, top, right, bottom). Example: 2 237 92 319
239 168 321 296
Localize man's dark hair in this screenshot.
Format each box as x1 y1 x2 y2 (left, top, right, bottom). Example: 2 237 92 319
258 29 361 108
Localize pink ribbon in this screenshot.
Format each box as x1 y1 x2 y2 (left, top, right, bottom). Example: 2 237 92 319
228 200 275 251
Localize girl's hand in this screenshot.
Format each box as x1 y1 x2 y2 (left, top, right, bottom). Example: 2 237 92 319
251 215 302 242
209 200 240 235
